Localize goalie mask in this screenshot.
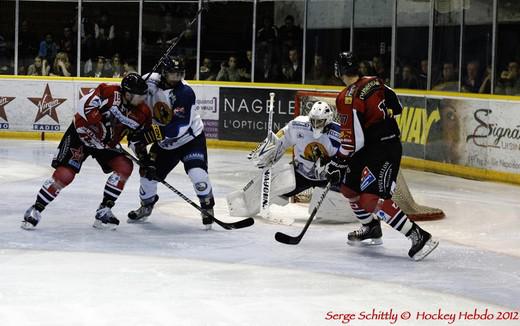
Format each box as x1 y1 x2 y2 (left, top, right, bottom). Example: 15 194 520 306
308 101 334 139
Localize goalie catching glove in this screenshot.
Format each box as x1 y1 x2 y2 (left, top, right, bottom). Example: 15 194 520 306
326 156 349 185
248 131 282 169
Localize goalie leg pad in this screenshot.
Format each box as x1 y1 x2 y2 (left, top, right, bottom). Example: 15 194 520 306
309 187 359 223
226 163 296 217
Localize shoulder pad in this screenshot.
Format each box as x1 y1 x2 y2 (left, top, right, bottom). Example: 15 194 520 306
358 78 383 100
325 122 341 138
291 116 311 128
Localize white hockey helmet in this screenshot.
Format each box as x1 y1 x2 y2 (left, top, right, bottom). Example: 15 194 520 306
308 101 334 138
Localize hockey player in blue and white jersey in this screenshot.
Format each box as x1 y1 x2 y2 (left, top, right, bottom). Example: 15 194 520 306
127 57 215 229
228 101 343 219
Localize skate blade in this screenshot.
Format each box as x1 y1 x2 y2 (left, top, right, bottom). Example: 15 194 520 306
127 216 149 224
347 238 383 247
203 223 212 231
92 219 118 231
412 238 439 261
20 221 36 230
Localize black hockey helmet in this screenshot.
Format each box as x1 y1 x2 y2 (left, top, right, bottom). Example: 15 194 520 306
121 72 148 95
162 56 185 74
334 51 359 78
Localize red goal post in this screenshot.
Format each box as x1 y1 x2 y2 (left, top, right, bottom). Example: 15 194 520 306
293 89 445 221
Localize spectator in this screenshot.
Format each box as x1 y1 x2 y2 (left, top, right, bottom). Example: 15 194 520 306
372 56 389 83
241 50 252 81
86 56 111 78
306 54 329 85
50 52 72 77
278 15 301 59
94 13 115 56
109 53 123 78
479 66 492 94
359 60 374 77
38 33 58 64
255 52 279 83
257 17 278 60
199 57 216 80
58 27 75 59
495 61 520 95
122 59 137 76
396 64 419 89
418 59 428 89
0 35 13 74
281 48 302 83
216 56 242 82
433 62 458 91
19 20 38 69
462 61 482 93
27 56 50 76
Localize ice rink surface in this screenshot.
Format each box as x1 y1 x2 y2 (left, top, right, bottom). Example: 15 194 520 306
0 139 519 326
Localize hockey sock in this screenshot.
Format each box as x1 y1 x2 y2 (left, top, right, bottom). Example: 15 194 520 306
35 167 75 212
375 199 414 236
349 197 374 225
102 173 127 205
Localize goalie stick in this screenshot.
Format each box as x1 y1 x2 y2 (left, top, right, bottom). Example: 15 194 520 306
144 0 210 81
116 147 254 230
259 92 276 219
275 182 332 245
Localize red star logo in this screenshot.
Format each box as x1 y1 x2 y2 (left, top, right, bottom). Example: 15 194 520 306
0 96 15 122
28 84 67 123
70 147 84 162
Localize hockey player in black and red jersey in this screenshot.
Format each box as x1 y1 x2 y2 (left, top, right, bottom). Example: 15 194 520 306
22 73 152 230
326 52 438 260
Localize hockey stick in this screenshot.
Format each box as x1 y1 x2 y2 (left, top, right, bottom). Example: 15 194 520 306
116 147 254 230
274 182 332 245
259 92 276 218
144 0 210 81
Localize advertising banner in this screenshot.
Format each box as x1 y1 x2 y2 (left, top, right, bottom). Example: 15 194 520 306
0 80 74 132
218 87 296 142
192 85 219 139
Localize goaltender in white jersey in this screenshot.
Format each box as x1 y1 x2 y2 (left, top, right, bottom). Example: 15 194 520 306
227 101 357 223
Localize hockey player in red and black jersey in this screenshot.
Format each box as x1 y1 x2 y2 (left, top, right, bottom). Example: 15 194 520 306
326 52 438 260
22 73 152 230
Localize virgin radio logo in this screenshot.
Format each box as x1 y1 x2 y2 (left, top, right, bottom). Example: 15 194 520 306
0 96 15 129
28 84 67 131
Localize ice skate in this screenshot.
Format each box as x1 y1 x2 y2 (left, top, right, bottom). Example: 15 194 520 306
408 224 439 261
127 195 159 223
347 218 383 246
21 204 42 230
201 208 214 230
93 202 120 230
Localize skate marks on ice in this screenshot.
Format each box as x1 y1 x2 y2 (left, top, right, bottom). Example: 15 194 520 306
0 140 519 312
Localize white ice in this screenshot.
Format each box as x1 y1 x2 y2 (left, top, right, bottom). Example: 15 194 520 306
0 139 519 326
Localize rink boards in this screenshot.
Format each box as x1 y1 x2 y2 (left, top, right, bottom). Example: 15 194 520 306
1 75 520 184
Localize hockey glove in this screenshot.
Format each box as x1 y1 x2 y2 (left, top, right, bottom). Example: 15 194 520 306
326 157 349 185
139 154 160 181
128 124 164 146
248 131 281 169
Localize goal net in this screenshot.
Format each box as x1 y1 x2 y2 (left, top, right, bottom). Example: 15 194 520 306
294 90 445 221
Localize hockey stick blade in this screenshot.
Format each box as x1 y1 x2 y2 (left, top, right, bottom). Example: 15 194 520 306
274 183 331 245
215 216 255 230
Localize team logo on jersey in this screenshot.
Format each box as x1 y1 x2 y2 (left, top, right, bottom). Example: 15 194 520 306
195 182 208 192
68 147 84 169
360 167 376 191
153 101 173 125
0 96 15 129
28 84 67 131
303 142 328 162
